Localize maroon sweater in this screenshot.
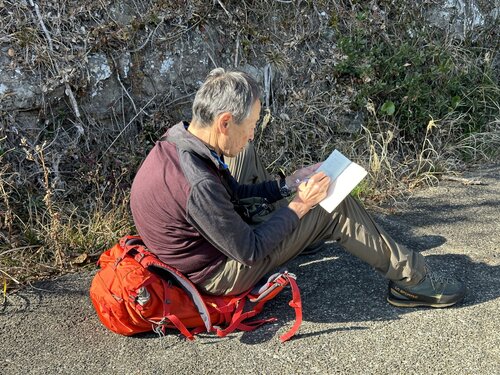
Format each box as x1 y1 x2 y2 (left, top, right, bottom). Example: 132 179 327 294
130 122 299 284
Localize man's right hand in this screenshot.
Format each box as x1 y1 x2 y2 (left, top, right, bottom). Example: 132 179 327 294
288 172 330 219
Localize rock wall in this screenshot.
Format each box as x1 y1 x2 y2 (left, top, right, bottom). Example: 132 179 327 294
0 1 497 132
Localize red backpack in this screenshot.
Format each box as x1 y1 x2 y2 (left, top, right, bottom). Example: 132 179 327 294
90 235 302 342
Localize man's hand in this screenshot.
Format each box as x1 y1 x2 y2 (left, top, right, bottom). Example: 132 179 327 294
285 162 322 192
288 171 330 219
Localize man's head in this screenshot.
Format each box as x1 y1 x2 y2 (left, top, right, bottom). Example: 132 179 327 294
190 68 262 157
192 68 260 127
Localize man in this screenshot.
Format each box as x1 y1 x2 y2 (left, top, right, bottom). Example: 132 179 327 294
130 68 465 308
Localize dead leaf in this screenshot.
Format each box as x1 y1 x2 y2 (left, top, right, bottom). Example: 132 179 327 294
260 108 272 132
72 252 88 265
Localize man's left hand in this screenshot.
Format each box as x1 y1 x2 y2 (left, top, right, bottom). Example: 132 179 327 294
285 163 322 192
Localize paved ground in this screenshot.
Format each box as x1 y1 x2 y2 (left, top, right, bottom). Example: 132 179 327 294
1 164 499 375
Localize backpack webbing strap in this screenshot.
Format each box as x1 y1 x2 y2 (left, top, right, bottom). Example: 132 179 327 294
278 275 302 343
132 276 196 340
251 273 303 343
163 314 195 340
214 298 274 338
161 279 196 340
215 273 303 342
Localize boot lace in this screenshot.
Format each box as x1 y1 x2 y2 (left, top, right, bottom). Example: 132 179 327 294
426 267 454 293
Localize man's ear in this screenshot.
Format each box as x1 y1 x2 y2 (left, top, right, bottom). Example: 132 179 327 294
216 112 233 135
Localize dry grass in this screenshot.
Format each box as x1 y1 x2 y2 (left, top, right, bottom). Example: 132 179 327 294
0 0 498 290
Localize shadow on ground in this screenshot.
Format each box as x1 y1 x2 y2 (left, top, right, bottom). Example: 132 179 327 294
235 243 499 345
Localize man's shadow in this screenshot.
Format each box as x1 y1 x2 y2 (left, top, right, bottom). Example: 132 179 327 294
236 236 499 345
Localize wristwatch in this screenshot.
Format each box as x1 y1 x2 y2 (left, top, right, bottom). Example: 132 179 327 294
278 176 291 197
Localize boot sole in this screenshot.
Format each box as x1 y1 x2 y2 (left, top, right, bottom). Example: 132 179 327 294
386 296 459 308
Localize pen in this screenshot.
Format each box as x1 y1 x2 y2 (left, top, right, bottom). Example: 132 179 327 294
295 177 310 184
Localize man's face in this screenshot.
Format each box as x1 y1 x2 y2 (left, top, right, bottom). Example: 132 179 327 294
221 100 261 158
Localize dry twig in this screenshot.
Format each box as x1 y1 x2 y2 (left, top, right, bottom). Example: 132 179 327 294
441 175 486 186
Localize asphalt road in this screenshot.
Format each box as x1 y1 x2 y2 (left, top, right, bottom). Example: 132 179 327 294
1 164 499 375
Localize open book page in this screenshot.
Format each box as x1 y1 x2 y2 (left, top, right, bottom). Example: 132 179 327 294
316 150 351 181
316 150 367 213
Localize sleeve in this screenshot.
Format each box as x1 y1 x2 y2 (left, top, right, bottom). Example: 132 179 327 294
186 179 299 266
224 172 283 202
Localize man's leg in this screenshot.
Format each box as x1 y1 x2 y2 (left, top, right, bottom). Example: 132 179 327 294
200 195 426 295
205 143 464 306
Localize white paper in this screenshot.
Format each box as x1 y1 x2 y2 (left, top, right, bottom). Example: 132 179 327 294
316 150 367 213
317 150 351 181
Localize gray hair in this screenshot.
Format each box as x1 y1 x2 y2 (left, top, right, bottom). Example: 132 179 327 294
192 68 260 127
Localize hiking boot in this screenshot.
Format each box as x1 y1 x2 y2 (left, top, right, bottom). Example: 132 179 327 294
387 271 466 308
300 241 326 256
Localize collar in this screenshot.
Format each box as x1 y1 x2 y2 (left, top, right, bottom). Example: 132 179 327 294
165 122 228 171
183 121 228 170
209 149 229 170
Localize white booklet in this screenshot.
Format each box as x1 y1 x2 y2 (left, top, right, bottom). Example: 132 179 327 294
315 150 367 213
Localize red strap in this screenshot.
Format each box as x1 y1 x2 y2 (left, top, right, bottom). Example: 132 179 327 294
165 314 195 340
214 296 234 322
134 281 197 340
216 300 276 337
252 275 288 313
213 291 251 325
216 273 303 342
215 299 248 337
114 241 147 268
160 280 197 340
279 275 302 343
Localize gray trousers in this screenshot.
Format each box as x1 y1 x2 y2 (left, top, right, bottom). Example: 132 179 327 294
199 143 426 295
